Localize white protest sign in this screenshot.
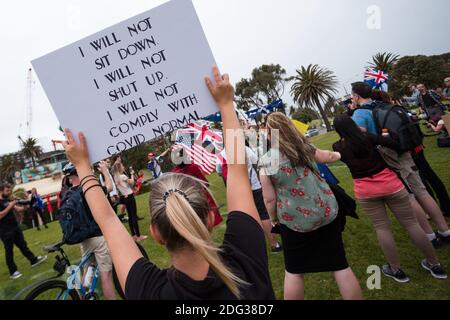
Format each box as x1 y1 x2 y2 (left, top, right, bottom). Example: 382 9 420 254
32 0 218 163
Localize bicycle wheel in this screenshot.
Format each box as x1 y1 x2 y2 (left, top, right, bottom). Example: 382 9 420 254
112 242 149 300
24 279 80 300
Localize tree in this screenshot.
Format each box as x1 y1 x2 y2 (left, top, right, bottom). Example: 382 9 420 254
0 154 18 184
235 64 292 111
122 134 172 172
389 53 450 97
18 136 43 168
291 108 319 124
288 106 296 116
324 96 339 118
369 52 400 72
290 64 338 131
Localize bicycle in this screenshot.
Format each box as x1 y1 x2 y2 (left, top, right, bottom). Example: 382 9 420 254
15 240 148 300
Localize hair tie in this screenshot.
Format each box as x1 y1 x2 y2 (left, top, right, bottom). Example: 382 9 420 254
163 189 189 203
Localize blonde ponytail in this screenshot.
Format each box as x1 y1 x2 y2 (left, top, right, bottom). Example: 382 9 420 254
150 173 248 299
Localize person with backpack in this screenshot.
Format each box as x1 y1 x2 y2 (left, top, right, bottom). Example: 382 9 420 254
60 66 275 300
60 163 116 300
259 112 363 300
351 82 450 247
332 115 446 281
217 145 283 252
371 90 450 217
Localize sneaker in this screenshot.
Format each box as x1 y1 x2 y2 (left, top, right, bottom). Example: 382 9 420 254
431 235 443 248
437 232 450 244
271 243 283 253
382 264 410 283
9 271 22 280
31 255 48 267
421 259 448 280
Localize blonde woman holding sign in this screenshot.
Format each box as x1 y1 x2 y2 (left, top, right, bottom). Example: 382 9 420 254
61 67 275 300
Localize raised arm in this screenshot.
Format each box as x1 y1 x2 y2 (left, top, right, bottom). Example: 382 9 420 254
159 147 171 158
205 67 261 226
98 161 113 193
62 129 143 292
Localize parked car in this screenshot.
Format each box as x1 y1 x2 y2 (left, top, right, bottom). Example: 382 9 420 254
305 129 319 138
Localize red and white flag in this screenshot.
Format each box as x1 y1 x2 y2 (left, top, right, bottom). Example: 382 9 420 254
174 123 223 175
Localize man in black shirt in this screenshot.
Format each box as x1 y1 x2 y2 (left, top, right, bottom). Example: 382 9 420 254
0 184 47 279
417 83 445 119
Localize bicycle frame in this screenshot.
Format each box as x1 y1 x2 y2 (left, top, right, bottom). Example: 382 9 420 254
15 243 103 300
65 251 100 300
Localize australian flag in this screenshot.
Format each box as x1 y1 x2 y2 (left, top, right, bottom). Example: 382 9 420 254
364 67 389 91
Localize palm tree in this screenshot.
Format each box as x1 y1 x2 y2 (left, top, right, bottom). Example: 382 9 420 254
324 96 338 117
0 154 18 184
369 52 400 72
290 64 338 131
18 136 43 168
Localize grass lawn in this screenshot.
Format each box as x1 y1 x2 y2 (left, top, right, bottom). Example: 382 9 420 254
1 132 449 300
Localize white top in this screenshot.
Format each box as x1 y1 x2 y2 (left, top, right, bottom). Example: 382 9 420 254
216 147 261 190
116 174 134 196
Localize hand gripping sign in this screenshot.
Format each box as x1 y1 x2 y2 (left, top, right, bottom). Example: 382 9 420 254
32 0 218 163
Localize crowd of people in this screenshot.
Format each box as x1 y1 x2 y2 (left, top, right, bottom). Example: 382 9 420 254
405 79 450 138
1 67 449 300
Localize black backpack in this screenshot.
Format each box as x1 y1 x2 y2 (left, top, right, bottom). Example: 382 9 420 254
58 186 101 244
360 102 423 153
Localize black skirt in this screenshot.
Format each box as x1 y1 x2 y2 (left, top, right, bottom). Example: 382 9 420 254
280 215 349 274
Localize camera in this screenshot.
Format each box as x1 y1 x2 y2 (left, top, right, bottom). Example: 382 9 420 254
16 199 31 206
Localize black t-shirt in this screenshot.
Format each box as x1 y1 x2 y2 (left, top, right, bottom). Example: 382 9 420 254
125 211 275 300
422 92 437 108
0 198 18 233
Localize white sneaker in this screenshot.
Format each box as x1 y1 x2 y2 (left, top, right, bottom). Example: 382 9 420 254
31 255 48 267
10 271 23 280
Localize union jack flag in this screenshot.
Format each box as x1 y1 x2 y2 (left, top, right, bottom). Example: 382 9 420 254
174 123 223 175
364 67 389 90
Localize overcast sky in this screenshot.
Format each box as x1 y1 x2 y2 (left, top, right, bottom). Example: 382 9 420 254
1 0 448 155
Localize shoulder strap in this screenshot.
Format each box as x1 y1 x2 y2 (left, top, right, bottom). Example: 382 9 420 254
356 105 374 111
380 105 395 130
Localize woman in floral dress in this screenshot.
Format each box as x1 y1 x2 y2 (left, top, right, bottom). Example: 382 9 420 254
259 112 363 300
